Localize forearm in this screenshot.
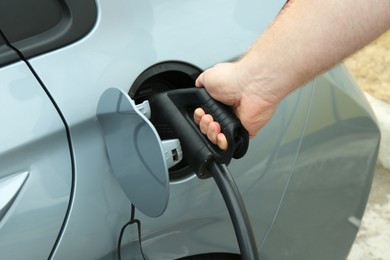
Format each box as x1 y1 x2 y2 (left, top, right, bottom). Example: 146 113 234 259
239 0 390 103
195 0 389 142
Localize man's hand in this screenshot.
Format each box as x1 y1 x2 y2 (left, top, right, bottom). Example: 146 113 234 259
194 62 279 150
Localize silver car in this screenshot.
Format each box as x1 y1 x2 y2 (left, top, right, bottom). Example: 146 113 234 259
0 0 379 259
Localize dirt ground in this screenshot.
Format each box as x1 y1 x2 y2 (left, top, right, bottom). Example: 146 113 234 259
345 30 390 259
345 30 390 103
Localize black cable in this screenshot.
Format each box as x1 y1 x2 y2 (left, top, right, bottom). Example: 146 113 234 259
210 162 260 260
130 203 136 221
117 204 146 260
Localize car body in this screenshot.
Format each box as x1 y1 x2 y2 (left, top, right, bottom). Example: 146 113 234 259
0 0 380 259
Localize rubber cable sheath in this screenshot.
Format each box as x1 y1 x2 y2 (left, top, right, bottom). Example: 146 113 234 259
210 162 260 260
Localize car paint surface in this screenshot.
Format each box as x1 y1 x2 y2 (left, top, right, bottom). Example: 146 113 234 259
25 0 286 258
0 62 72 259
0 0 380 259
260 71 380 259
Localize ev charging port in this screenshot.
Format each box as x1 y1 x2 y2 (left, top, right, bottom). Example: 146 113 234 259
129 62 202 180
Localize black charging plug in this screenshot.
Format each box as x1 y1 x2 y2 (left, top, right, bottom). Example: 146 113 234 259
148 88 249 178
147 88 259 260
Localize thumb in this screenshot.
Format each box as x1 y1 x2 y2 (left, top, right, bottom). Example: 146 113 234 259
195 72 205 88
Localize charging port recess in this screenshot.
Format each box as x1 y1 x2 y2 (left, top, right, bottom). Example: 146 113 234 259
129 61 202 180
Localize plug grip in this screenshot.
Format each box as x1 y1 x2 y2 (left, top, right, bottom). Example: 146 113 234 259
201 93 249 159
148 88 249 178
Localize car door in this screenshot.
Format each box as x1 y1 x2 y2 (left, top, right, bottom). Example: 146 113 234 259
0 40 72 260
0 1 91 258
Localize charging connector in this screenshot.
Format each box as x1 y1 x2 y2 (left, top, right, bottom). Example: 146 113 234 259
137 100 183 169
161 139 183 169
136 100 151 119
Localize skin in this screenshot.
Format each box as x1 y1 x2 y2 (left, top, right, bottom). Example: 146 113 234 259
194 0 390 150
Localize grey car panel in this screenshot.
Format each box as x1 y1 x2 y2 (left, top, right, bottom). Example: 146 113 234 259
0 62 72 259
261 74 380 259
27 0 296 258
97 88 170 217
0 0 380 259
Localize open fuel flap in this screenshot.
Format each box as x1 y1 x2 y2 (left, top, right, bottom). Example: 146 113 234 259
97 88 179 217
96 62 201 217
97 61 206 217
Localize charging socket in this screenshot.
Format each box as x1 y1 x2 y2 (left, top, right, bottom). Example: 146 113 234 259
130 61 202 180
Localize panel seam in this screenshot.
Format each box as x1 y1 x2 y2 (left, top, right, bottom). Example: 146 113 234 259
259 80 317 249
2 35 76 259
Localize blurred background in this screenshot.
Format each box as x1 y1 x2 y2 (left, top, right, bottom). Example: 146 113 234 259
346 30 390 260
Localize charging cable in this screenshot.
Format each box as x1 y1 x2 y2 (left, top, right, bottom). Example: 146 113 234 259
210 162 259 260
117 204 146 260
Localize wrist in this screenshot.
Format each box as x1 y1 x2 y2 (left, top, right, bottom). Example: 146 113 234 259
235 56 298 107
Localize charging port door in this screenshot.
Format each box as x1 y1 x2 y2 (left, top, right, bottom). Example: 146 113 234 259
97 88 169 217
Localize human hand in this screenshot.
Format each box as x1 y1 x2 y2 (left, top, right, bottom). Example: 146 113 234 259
194 62 279 150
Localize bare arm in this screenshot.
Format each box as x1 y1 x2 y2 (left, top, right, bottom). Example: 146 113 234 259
240 0 390 102
195 0 390 149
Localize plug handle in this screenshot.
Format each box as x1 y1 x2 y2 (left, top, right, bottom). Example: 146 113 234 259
148 88 249 178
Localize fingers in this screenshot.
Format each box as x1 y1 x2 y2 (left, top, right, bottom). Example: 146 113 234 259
216 133 228 151
200 114 214 135
193 108 205 125
195 72 204 88
193 108 228 150
206 121 220 145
